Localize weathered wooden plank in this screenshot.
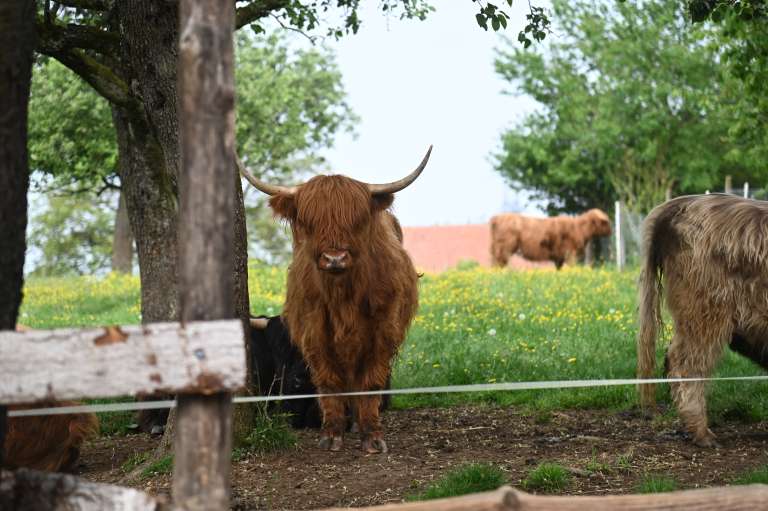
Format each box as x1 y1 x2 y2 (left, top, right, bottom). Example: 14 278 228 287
320 484 768 511
0 468 176 510
174 0 237 510
0 320 245 404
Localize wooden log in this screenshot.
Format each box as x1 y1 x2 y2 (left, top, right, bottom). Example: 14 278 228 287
0 468 176 510
0 320 245 404
175 0 237 509
319 485 768 511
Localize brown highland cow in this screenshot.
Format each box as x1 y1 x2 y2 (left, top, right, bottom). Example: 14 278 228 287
3 402 99 472
489 209 611 269
637 194 768 447
238 147 430 453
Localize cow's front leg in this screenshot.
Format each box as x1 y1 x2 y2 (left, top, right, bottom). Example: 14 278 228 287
356 362 391 454
317 393 346 451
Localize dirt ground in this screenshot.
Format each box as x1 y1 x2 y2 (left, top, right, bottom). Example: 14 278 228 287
78 405 768 510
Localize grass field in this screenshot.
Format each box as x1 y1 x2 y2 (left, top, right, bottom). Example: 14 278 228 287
19 264 768 423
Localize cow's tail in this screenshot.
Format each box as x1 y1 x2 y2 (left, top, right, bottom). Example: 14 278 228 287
636 206 667 414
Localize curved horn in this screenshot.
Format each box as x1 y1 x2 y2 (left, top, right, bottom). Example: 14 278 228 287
367 145 432 195
234 149 297 196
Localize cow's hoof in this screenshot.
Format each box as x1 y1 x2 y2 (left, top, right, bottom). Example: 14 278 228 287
361 433 388 454
350 422 360 434
319 435 343 451
693 429 719 448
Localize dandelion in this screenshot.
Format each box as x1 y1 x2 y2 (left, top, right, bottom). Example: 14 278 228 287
488 328 497 336
518 313 526 320
432 363 441 368
567 357 577 363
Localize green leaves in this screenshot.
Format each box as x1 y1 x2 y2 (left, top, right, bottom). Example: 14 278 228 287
28 58 117 191
494 0 759 215
474 1 512 32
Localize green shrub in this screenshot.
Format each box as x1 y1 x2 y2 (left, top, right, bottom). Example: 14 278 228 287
522 463 571 492
407 463 506 501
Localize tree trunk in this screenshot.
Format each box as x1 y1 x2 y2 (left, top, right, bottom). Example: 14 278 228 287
0 0 35 467
112 0 181 324
232 167 255 443
108 1 253 474
111 190 134 273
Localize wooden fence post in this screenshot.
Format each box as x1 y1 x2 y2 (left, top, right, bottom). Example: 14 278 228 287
614 200 625 271
0 405 6 468
175 1 236 510
725 175 733 194
744 182 750 198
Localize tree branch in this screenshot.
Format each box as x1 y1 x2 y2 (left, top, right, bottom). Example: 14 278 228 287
35 18 135 109
44 46 133 109
235 0 290 29
56 0 109 10
36 18 119 55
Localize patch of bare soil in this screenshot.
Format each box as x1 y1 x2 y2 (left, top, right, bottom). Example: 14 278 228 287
77 405 768 510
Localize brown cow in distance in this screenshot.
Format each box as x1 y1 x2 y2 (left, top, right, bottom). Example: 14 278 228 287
490 209 612 269
237 147 430 453
637 194 768 447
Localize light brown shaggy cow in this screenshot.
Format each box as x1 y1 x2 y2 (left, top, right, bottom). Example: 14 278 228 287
3 402 99 472
637 194 768 447
238 147 430 453
489 209 612 269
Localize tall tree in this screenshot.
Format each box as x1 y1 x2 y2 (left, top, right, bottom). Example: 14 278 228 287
27 193 115 276
716 12 768 185
0 0 35 467
28 35 356 272
494 0 762 215
0 0 35 329
32 1 433 326
27 58 132 273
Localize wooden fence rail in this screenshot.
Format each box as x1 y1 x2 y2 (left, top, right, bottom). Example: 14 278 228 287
321 484 768 511
0 320 245 404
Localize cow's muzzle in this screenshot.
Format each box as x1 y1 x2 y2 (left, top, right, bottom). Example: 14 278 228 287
319 250 350 273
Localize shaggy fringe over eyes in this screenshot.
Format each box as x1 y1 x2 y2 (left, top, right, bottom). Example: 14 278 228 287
296 176 370 231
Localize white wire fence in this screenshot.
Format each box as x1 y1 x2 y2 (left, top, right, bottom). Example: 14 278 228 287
611 181 765 270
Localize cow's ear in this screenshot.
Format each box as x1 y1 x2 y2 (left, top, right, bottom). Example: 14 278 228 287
371 193 394 212
269 193 297 221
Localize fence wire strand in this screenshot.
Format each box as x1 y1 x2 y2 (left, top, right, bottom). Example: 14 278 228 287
8 374 768 417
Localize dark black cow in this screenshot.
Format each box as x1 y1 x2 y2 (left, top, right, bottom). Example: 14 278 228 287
251 315 390 429
137 314 390 433
250 314 322 428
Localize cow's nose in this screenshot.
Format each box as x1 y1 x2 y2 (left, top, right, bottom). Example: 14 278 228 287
320 250 350 271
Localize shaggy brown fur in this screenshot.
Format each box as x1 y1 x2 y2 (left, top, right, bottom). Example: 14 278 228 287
268 175 419 454
3 402 99 472
489 209 611 269
637 193 768 447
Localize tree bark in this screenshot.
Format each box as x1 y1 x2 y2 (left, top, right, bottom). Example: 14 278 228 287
111 190 134 273
232 166 255 441
111 0 181 323
0 0 35 467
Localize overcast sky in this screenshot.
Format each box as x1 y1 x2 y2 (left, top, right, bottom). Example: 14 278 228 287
315 2 546 226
